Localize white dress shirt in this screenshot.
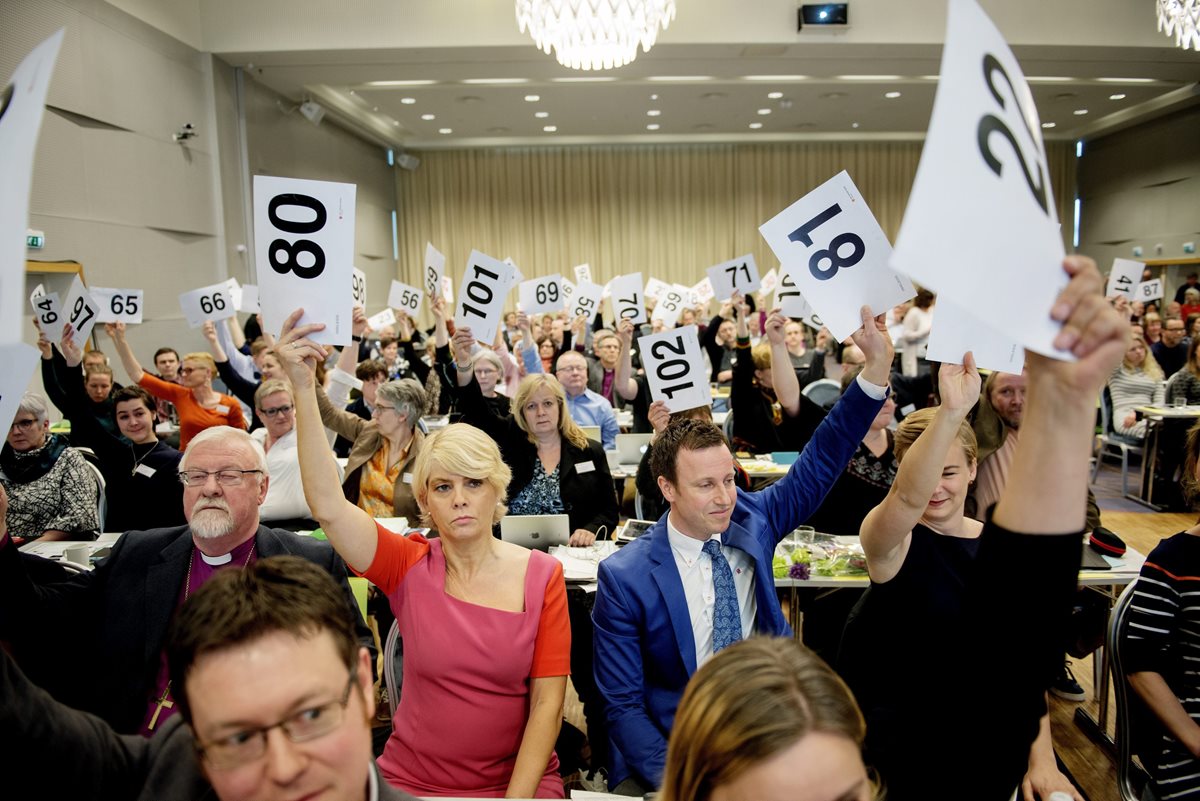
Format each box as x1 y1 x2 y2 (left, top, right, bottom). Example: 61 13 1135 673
666 513 757 669
251 428 315 522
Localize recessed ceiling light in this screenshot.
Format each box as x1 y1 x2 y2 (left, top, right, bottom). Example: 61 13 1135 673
551 76 617 83
461 78 528 85
1042 122 1057 128
757 108 772 115
1109 93 1127 100
647 109 661 117
366 80 437 87
1098 77 1156 83
1073 109 1089 116
884 91 902 99
838 75 900 81
646 75 712 81
650 93 659 100
438 128 452 134
524 94 540 102
749 122 763 129
421 114 435 121
646 123 660 131
767 91 783 99
743 75 808 81
852 122 861 128
348 90 356 95
543 125 557 132
400 97 416 105
392 120 400 126
372 106 379 111
534 111 549 118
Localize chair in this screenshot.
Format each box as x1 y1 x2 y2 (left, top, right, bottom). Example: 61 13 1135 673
1109 581 1163 801
801 378 842 410
1092 388 1145 496
383 620 404 718
633 489 646 520
722 410 735 442
74 448 107 533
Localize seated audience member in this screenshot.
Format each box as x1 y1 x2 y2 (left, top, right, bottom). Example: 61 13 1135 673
453 328 618 545
1182 286 1200 320
537 335 557 372
459 347 512 415
701 307 738 384
0 556 418 801
659 638 871 801
1144 312 1164 345
150 346 181 425
1177 273 1200 304
613 317 652 434
109 322 246 449
333 359 386 458
201 320 286 422
379 337 406 381
520 340 618 450
1153 317 1189 377
784 319 815 369
1108 335 1164 438
1124 420 1200 798
592 306 892 793
0 392 100 542
899 288 934 378
82 348 108 372
584 328 623 406
0 425 370 735
315 371 426 523
1168 337 1200 406
837 256 1124 801
101 387 186 531
278 314 570 798
251 380 321 527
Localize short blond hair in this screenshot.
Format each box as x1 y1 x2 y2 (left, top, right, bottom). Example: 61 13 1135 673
892 406 978 466
512 373 587 450
411 424 513 528
182 352 217 375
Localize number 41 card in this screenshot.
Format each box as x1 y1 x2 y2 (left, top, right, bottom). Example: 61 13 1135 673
890 0 1066 359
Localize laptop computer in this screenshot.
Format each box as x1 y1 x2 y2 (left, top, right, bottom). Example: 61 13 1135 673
500 514 571 551
615 433 654 467
580 425 602 443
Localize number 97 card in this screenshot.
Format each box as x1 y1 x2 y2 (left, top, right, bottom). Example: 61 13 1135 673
253 175 356 345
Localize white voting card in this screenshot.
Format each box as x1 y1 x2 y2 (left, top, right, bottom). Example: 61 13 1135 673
1107 259 1143 300
180 282 236 328
441 275 454 303
574 263 593 284
706 254 761 301
652 284 691 328
504 257 526 287
760 268 779 295
90 287 145 325
889 0 1067 359
640 326 712 413
425 243 446 301
387 280 424 317
644 277 669 300
0 343 40 430
760 170 913 342
237 284 260 314
0 30 63 346
31 291 63 343
609 273 648 326
454 250 515 347
519 274 566 315
366 307 396 331
1137 279 1164 302
61 277 101 343
254 175 356 345
351 268 368 309
569 280 605 322
691 277 715 306
926 298 1025 374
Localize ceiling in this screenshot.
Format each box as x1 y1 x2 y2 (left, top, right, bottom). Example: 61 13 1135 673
225 38 1199 151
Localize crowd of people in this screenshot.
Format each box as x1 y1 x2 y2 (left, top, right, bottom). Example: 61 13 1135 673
5 256 1200 801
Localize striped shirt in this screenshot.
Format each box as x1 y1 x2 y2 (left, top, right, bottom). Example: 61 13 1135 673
1125 532 1200 798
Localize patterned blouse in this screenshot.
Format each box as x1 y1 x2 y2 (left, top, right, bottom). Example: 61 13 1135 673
507 460 565 517
0 440 99 539
357 439 404 518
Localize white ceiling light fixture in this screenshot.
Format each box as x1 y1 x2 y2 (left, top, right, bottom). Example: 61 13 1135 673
516 0 676 71
1157 0 1200 51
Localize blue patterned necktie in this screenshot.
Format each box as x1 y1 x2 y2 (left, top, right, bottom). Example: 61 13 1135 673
702 539 742 652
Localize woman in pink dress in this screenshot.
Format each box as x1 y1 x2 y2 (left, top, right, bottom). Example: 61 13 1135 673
279 309 570 798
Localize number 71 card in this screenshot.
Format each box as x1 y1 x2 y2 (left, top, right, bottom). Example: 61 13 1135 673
890 0 1067 359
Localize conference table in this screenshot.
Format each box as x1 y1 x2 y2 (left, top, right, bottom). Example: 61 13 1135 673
1130 404 1200 510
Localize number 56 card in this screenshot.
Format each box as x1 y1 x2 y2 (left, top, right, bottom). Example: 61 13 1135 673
254 175 356 345
890 0 1066 359
759 171 914 342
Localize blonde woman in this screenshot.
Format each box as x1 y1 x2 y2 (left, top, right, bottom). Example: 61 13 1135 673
1108 335 1164 438
277 309 570 799
107 322 245 449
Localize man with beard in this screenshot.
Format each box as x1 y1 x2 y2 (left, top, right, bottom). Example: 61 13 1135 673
0 425 370 736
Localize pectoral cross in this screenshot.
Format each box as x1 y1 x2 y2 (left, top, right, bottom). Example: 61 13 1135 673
148 683 174 731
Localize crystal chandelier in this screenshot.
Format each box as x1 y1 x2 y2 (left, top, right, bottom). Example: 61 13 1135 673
1157 0 1200 51
515 0 677 71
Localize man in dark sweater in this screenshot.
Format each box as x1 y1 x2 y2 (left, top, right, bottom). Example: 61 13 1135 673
1153 317 1188 377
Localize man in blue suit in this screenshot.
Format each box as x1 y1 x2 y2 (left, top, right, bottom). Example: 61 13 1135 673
592 306 893 794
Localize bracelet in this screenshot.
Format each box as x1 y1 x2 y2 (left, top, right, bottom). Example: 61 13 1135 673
351 335 363 342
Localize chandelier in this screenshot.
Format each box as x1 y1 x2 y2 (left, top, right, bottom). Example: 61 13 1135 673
1157 0 1200 51
515 0 677 71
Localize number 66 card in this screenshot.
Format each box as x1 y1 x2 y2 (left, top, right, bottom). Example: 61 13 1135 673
890 0 1066 359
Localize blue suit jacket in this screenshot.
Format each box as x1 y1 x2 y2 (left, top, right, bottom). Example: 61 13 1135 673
591 380 882 787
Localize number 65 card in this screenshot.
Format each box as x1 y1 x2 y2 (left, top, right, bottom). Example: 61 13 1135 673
890 0 1066 359
759 171 914 342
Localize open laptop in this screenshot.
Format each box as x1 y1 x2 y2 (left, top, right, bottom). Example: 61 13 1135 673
580 425 602 443
500 514 571 551
615 433 654 467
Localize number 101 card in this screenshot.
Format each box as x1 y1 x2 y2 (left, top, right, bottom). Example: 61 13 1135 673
254 175 356 346
890 0 1066 359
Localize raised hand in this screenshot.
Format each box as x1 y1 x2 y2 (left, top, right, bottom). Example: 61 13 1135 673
451 326 476 365
352 306 369 338
517 311 532 334
647 399 672 436
764 309 787 346
848 306 894 387
815 327 831 351
617 316 635 345
105 321 126 341
1040 255 1131 398
33 318 51 359
201 320 218 344
275 308 329 390
60 324 83 368
937 352 982 414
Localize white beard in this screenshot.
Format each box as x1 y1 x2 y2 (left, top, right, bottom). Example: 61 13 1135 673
190 499 235 541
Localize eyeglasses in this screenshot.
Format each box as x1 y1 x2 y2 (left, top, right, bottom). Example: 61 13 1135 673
179 367 206 375
178 469 264 487
258 404 293 417
474 366 499 376
557 365 587 373
196 672 356 770
372 404 397 416
9 418 38 433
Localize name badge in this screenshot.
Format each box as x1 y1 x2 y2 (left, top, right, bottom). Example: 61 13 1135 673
215 404 230 415
576 461 595 474
134 463 157 478
402 472 413 484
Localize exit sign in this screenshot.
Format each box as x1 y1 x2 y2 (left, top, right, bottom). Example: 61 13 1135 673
26 229 44 249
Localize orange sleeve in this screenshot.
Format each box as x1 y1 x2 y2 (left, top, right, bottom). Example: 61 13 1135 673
530 560 571 678
356 523 430 595
138 373 188 403
225 394 247 430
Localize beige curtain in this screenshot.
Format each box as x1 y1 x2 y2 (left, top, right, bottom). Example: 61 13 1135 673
395 141 1077 302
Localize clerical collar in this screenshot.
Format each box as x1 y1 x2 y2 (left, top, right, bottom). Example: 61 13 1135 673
198 536 256 566
199 551 232 566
